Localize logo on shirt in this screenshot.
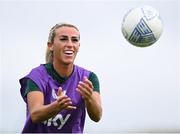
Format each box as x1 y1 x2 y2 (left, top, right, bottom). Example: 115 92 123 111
43 114 71 129
52 88 66 100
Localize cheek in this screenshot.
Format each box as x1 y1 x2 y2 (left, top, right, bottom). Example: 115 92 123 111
75 44 80 51
54 43 63 50
53 46 63 55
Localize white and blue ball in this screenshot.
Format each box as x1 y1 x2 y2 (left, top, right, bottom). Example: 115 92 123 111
122 6 163 47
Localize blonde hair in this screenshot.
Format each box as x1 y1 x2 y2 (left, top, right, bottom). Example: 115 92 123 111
45 23 80 63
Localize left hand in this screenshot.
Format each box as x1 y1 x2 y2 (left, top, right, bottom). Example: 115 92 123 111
76 76 93 101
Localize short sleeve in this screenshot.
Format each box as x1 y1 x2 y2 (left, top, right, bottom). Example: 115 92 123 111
88 72 100 93
19 65 48 103
24 79 40 97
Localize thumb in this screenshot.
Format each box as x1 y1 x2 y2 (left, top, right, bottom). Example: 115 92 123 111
57 87 62 96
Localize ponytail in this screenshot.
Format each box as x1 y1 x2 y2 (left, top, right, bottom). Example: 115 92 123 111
45 47 53 63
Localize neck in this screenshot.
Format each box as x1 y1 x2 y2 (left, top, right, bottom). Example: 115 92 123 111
53 62 74 78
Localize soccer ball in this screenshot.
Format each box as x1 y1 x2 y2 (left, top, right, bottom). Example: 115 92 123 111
121 6 163 47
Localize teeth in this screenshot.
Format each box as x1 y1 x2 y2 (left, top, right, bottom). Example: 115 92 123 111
65 50 73 54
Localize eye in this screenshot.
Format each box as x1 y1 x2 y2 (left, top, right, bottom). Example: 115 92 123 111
72 38 79 43
60 38 68 42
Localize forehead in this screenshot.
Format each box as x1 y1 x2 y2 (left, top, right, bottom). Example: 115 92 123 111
55 26 80 37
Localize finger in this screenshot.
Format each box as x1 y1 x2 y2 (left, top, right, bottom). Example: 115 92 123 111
62 101 72 108
57 97 72 109
61 100 77 110
77 83 88 95
57 87 62 96
83 77 94 89
65 106 77 110
56 95 68 102
56 94 76 110
77 84 92 100
78 81 93 95
76 88 85 99
62 97 72 104
78 81 89 91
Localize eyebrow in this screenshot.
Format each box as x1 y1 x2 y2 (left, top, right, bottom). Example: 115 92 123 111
59 35 80 39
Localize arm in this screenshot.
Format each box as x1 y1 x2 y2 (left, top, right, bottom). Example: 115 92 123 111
27 87 76 123
76 77 102 122
85 91 102 122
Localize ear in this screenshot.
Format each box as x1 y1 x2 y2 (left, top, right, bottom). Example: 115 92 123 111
47 42 54 51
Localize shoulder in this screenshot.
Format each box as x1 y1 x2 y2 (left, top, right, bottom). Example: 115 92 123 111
74 65 91 76
29 64 46 76
20 64 48 90
74 65 99 79
19 64 46 102
26 64 50 81
74 65 90 71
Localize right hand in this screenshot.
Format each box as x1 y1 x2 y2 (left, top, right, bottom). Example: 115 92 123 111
56 87 77 110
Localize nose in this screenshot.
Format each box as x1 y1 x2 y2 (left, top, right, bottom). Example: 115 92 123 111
65 39 74 47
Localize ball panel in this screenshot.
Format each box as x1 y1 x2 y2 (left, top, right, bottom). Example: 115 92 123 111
128 18 157 47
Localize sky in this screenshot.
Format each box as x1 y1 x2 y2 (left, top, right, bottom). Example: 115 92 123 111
0 0 180 133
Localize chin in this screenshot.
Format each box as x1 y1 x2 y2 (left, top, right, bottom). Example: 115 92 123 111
63 60 74 66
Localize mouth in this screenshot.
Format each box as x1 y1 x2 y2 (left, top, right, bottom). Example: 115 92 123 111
64 50 74 56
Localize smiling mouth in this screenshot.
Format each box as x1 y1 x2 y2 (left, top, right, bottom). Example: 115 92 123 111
64 50 74 56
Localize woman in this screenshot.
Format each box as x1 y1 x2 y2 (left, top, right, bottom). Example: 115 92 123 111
19 23 102 133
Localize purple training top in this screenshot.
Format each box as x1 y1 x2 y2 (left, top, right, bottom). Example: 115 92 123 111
19 64 90 133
